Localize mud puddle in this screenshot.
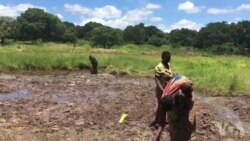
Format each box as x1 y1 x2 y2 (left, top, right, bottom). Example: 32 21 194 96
0 71 249 141
0 90 31 101
200 97 244 134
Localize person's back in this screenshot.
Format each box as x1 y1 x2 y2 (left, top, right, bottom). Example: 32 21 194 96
154 75 195 141
89 55 98 74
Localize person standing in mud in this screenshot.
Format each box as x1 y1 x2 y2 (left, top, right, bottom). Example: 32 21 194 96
154 75 195 141
150 51 174 127
89 55 98 74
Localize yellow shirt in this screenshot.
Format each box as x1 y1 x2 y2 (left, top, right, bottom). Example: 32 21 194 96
154 62 173 87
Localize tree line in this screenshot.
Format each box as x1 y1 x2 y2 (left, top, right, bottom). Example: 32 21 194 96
0 8 249 55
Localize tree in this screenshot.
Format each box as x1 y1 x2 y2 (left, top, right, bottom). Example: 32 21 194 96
62 22 77 43
80 22 103 40
144 25 164 42
164 33 170 45
123 25 134 43
123 23 145 44
63 28 77 43
91 26 123 48
170 28 198 46
16 8 65 42
0 16 16 45
194 22 232 49
233 21 250 53
62 21 75 29
147 35 166 47
75 25 85 38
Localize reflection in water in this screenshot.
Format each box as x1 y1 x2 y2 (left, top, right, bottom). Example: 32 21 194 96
198 96 247 136
0 90 31 100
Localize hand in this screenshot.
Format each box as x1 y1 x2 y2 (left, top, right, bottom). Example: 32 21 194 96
153 127 162 141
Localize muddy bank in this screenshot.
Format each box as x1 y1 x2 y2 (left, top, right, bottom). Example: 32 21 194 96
0 71 249 141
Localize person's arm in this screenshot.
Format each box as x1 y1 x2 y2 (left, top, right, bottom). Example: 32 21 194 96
155 76 164 91
165 69 174 79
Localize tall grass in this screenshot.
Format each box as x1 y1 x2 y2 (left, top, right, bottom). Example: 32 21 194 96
173 56 250 95
0 42 250 95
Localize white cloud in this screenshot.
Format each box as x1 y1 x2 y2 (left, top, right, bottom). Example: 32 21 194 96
92 5 122 19
67 3 162 29
207 4 250 14
0 3 46 17
178 1 202 14
64 4 91 15
0 5 17 17
239 4 250 10
158 19 203 33
122 8 153 23
208 8 232 14
64 4 121 19
150 17 162 22
146 3 161 9
56 14 64 20
172 19 203 30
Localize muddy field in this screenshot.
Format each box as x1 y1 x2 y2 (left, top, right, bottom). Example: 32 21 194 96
0 71 249 141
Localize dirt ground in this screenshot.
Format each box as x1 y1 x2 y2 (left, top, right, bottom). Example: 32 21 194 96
0 71 249 141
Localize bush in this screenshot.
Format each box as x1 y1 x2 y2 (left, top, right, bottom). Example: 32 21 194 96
210 42 237 55
34 39 43 44
63 29 77 43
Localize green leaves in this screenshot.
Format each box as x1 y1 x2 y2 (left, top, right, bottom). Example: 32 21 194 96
91 26 123 48
0 16 16 45
16 8 64 42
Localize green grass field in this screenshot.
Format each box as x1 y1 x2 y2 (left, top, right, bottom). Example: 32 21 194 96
0 42 250 95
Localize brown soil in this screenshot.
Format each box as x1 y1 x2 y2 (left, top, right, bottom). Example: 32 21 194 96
0 71 249 141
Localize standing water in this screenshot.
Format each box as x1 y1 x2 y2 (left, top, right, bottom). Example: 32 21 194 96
198 96 247 136
0 90 31 100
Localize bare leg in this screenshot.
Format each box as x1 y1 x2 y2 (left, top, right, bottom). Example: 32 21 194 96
150 87 163 127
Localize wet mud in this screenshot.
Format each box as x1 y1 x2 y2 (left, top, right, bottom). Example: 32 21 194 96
0 71 249 141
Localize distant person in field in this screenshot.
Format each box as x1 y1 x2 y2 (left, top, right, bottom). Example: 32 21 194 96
89 55 98 74
154 75 195 141
150 51 174 127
